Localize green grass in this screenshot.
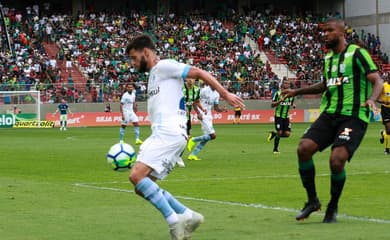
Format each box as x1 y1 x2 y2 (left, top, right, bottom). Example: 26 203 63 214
1 123 390 240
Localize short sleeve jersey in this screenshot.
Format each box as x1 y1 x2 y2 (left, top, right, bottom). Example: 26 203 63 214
58 103 69 115
147 59 190 135
183 84 200 119
121 91 136 113
321 44 378 123
200 86 220 113
272 90 294 118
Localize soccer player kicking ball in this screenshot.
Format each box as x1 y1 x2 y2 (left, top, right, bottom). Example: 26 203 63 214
126 34 244 239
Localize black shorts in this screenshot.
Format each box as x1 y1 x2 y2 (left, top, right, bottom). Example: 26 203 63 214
186 118 192 135
274 116 291 132
234 110 241 117
302 113 368 160
381 105 390 124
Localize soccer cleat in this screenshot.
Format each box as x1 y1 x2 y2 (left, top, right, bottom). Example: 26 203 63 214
177 158 185 168
267 131 276 142
385 148 390 155
169 215 186 240
323 205 338 223
183 211 204 239
296 198 321 221
135 138 143 145
187 138 196 152
380 130 384 144
273 149 280 154
187 155 201 161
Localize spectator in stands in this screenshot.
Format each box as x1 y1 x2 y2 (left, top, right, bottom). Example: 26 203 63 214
104 103 111 112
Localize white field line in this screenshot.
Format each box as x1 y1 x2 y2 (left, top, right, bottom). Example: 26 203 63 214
74 176 390 224
76 170 390 185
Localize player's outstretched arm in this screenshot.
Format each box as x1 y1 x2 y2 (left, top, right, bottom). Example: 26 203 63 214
186 66 245 109
282 81 326 98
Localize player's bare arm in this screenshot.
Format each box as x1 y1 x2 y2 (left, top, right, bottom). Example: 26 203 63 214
282 81 327 98
365 72 384 111
271 99 283 108
186 66 245 109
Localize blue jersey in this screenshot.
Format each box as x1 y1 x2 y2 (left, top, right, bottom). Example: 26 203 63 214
58 103 69 115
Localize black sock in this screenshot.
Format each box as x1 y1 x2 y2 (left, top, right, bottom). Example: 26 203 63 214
329 170 346 209
273 136 280 151
298 159 317 202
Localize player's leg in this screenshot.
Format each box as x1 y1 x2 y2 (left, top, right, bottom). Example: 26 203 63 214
59 115 64 130
323 117 368 223
119 114 129 143
129 136 189 239
324 146 348 223
384 121 390 154
236 111 241 124
381 106 390 154
272 117 282 153
267 117 278 142
133 121 143 145
274 119 292 153
187 116 213 152
295 138 321 220
63 114 68 130
188 118 215 160
119 124 126 143
295 114 335 221
130 112 143 144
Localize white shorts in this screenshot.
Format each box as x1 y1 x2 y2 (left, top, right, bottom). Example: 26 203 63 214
66 60 72 68
121 111 139 125
200 113 215 135
136 133 186 180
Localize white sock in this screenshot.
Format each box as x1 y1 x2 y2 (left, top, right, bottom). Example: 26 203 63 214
182 209 193 219
166 212 179 225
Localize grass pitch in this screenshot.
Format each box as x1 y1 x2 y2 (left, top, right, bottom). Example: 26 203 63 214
1 123 389 239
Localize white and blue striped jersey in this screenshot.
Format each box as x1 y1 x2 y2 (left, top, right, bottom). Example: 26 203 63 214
147 59 190 135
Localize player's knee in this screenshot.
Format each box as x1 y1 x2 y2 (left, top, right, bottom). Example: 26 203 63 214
129 171 140 185
329 148 348 172
297 139 316 160
329 160 345 173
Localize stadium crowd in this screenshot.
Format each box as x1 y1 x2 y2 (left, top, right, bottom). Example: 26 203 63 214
0 5 389 103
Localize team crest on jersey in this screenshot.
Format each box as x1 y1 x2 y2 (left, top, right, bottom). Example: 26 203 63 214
339 63 346 73
339 128 352 141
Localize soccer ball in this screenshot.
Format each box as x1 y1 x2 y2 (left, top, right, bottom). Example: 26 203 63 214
106 142 137 171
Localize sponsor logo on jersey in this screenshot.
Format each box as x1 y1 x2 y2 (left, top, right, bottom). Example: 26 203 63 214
327 77 350 86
